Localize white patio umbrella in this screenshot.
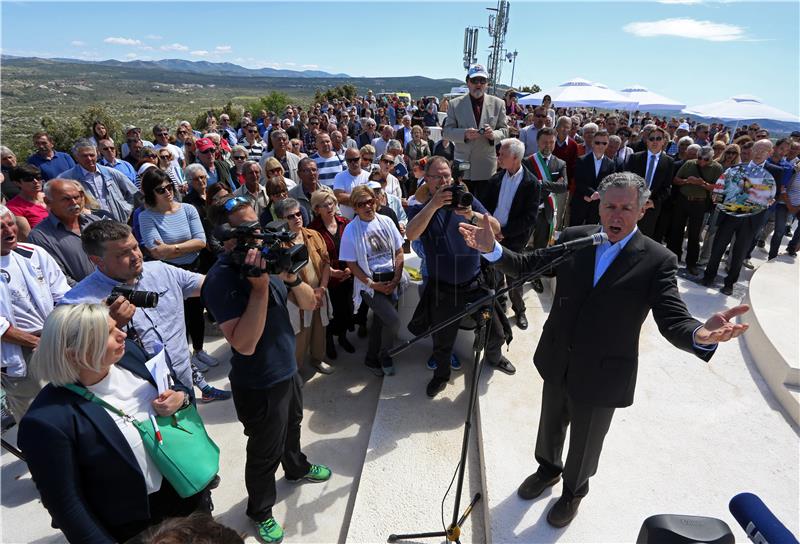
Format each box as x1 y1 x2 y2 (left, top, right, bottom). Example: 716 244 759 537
682 94 800 123
620 84 686 110
518 78 638 109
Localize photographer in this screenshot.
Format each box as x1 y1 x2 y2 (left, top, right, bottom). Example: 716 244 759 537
61 221 204 399
406 156 512 398
202 196 331 544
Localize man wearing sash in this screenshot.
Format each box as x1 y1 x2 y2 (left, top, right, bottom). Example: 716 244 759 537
522 128 568 293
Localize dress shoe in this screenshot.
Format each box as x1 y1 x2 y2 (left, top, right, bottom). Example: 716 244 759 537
338 335 355 353
515 312 528 330
326 336 338 360
311 360 335 374
742 259 755 270
489 356 516 375
686 266 699 276
517 473 560 500
531 278 544 293
426 377 447 398
357 324 368 338
700 276 714 287
546 494 582 528
720 284 734 296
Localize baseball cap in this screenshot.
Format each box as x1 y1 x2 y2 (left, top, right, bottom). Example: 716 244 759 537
791 130 800 138
124 125 140 134
467 64 489 80
367 181 382 190
677 123 690 131
219 139 231 153
195 138 215 152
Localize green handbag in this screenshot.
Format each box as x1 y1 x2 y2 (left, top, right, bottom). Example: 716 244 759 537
64 383 220 498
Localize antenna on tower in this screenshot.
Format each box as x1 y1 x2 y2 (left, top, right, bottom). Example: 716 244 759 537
486 0 509 94
463 27 479 70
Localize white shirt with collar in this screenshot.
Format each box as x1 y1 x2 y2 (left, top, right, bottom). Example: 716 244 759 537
495 165 525 227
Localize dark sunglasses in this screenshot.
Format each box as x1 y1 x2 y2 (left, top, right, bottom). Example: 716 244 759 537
284 211 303 219
158 154 172 160
648 136 664 142
156 132 169 137
355 198 375 208
232 155 247 160
153 185 173 195
535 114 547 118
470 78 488 84
593 141 609 146
346 157 360 163
268 190 288 197
198 148 215 154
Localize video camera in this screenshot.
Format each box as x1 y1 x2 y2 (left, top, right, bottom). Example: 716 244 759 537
215 220 309 278
106 284 159 308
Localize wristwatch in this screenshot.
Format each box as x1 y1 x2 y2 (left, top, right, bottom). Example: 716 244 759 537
180 391 191 409
469 213 480 226
284 275 303 288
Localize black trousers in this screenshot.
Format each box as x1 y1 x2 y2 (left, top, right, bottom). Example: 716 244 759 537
428 280 505 381
231 373 311 522
534 380 615 498
327 279 354 337
176 261 205 352
113 478 210 543
637 203 662 239
569 198 599 227
667 196 707 267
703 212 762 288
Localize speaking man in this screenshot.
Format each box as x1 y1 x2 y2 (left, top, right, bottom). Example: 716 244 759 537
459 171 748 528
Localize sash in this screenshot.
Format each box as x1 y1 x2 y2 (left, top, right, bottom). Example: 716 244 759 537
530 153 558 242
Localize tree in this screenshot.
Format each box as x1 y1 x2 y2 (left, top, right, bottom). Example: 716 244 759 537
313 84 357 104
194 101 244 132
519 84 541 94
39 105 123 155
246 91 292 120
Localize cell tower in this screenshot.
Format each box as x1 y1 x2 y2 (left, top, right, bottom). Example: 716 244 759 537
486 0 510 94
463 27 479 70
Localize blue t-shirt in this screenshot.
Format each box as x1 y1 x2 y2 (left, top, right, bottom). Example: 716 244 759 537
407 195 488 285
27 151 76 181
201 255 296 389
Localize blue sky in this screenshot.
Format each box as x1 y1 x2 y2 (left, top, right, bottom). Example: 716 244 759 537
2 1 798 114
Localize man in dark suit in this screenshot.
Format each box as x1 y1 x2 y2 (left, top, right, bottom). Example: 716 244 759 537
474 138 540 328
357 118 378 149
569 129 615 226
459 172 748 528
624 125 675 238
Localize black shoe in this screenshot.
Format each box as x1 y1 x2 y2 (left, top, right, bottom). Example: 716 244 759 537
364 359 384 377
326 336 338 360
489 356 516 375
547 495 583 528
517 473 560 500
701 276 714 287
515 312 528 330
720 284 734 296
531 278 544 293
357 324 368 338
338 335 355 353
426 377 447 398
757 239 766 248
686 266 699 276
787 247 798 257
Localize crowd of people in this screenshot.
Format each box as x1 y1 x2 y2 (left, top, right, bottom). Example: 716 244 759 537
1 61 798 541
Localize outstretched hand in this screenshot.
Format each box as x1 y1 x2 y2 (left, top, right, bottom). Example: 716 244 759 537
694 304 750 345
458 212 496 254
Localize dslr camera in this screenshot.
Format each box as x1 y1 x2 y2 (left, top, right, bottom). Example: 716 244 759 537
215 220 309 278
106 284 159 308
442 159 473 210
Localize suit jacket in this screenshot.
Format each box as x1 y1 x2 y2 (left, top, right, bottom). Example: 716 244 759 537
357 131 377 148
395 127 413 148
522 154 568 225
493 225 714 407
573 153 616 200
624 151 675 206
442 94 508 181
18 340 193 543
473 166 541 251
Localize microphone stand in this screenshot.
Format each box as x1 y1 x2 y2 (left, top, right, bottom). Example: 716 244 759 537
386 248 577 544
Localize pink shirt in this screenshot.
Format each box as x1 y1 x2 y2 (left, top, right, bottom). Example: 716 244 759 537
6 195 49 228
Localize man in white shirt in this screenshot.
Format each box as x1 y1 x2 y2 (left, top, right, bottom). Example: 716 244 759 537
372 125 395 162
233 161 270 218
519 106 548 157
152 124 185 169
333 149 371 219
1 205 70 421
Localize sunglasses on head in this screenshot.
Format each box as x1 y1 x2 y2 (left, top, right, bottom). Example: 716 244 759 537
153 185 173 195
223 196 252 212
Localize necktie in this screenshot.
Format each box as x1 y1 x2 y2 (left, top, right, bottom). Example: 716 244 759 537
645 154 656 188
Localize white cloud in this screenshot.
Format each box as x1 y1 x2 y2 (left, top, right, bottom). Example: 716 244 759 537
145 34 163 40
215 45 232 53
301 64 319 69
140 45 154 51
103 36 142 46
70 40 86 47
190 50 209 57
623 18 746 41
160 43 189 51
658 0 702 4
126 53 138 59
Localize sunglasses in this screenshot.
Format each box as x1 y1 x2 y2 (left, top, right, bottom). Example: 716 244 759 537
648 136 663 142
268 190 288 197
380 159 392 164
470 78 488 84
593 141 608 146
177 130 188 135
535 114 547 118
355 198 375 208
284 211 303 219
158 154 172 160
247 130 258 134
157 132 169 137
142 153 157 159
361 156 374 161
21 176 42 182
198 148 215 154
232 155 247 160
153 185 173 195
223 196 252 212
346 157 360 163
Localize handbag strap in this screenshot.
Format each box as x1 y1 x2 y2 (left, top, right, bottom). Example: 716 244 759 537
63 383 133 421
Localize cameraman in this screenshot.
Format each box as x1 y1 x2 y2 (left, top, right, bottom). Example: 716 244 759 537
61 221 208 399
406 156 513 398
202 196 331 544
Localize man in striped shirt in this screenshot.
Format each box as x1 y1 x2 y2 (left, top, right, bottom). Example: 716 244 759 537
311 132 344 188
239 122 266 162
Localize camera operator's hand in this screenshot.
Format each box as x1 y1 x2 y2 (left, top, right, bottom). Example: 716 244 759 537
454 205 473 218
107 296 136 328
430 185 453 210
482 124 495 141
465 128 481 141
245 248 271 292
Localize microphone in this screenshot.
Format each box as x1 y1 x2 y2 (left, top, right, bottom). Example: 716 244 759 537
729 492 798 544
531 232 608 257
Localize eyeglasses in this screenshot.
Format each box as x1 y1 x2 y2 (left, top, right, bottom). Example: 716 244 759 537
284 211 303 220
470 78 488 84
153 185 173 195
21 176 42 183
361 155 374 161
157 132 169 137
100 146 115 151
158 154 172 160
535 114 547 119
593 141 609 146
355 198 375 209
427 175 453 183
176 130 188 135
232 155 247 160
380 159 392 164
648 136 663 142
346 157 360 163
247 130 258 134
142 153 157 159
268 190 288 197
223 196 252 212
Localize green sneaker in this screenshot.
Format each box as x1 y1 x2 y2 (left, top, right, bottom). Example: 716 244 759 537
288 463 332 483
255 517 284 543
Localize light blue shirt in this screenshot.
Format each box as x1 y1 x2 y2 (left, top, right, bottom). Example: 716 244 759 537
61 261 203 386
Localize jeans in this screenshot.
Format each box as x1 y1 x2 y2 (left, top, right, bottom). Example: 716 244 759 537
361 290 400 366
768 204 790 259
